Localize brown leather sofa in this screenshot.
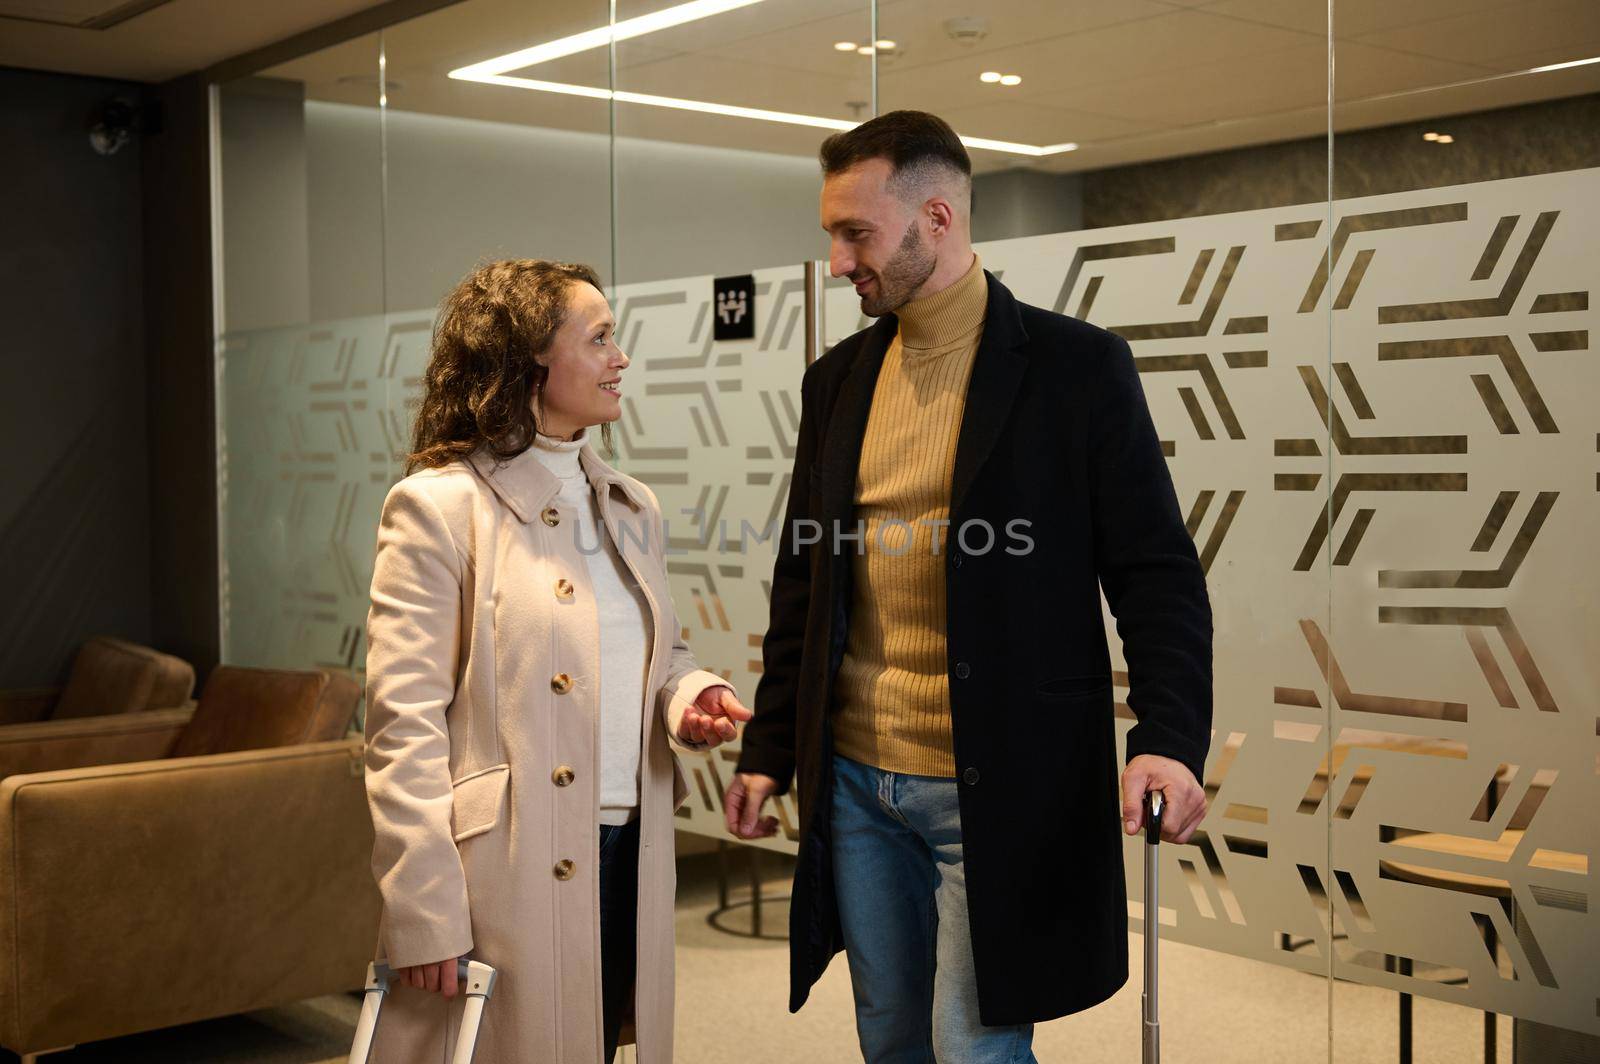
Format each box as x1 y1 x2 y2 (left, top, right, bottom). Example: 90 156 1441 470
0 665 382 1061
0 636 196 728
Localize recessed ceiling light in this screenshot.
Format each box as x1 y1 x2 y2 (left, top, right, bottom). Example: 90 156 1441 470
1423 131 1439 141
857 45 875 55
980 71 1002 83
834 41 857 52
1000 74 1022 86
1436 134 1454 144
874 39 896 50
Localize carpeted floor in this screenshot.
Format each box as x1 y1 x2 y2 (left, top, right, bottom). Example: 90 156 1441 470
5 851 1512 1063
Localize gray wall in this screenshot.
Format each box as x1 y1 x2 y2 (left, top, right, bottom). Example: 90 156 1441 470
297 102 829 322
219 78 311 333
971 168 1083 243
0 67 151 687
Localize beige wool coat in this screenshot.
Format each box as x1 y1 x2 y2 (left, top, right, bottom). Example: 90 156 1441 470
363 440 729 1064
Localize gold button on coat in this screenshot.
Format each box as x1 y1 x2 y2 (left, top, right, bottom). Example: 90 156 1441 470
552 766 575 787
553 859 576 881
554 578 575 599
551 673 572 694
541 507 561 527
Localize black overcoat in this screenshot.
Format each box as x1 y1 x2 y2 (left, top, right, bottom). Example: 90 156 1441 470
737 270 1213 1025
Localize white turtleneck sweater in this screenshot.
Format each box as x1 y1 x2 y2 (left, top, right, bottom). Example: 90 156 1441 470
531 431 652 826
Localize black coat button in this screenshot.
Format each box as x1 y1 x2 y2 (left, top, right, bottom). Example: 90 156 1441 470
951 552 963 569
963 767 980 786
954 662 971 680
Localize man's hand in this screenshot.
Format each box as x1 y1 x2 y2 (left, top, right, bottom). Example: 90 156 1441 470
402 957 460 998
724 772 781 839
678 685 753 749
1121 754 1207 843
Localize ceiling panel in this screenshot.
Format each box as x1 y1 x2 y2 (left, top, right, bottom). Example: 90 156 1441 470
1200 0 1510 41
935 99 1166 144
1037 106 1327 173
878 8 1316 110
0 0 383 81
1353 0 1600 70
1330 40 1503 100
0 0 165 27
1069 43 1329 128
614 7 875 82
870 0 1176 73
1330 61 1600 132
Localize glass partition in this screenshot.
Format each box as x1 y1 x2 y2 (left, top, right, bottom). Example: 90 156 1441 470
1328 2 1600 1059
215 33 386 676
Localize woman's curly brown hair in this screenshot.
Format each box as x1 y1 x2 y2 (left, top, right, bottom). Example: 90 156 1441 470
407 259 610 474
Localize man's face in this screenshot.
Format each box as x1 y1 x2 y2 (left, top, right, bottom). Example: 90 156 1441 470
821 157 937 317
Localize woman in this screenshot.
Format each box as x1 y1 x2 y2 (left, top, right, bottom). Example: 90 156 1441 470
364 259 750 1063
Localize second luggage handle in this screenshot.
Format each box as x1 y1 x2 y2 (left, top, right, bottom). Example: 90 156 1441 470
1143 789 1164 1064
351 958 498 1064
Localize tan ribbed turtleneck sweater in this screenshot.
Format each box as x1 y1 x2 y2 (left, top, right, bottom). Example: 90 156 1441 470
831 254 987 778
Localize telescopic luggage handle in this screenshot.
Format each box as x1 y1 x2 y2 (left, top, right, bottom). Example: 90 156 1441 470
348 958 498 1064
1142 790 1164 1064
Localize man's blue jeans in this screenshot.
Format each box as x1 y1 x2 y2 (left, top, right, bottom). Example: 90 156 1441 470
830 755 1037 1064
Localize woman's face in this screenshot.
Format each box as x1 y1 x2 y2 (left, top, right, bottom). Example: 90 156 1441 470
535 281 628 441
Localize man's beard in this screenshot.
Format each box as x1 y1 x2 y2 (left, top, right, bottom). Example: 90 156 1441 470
857 218 938 317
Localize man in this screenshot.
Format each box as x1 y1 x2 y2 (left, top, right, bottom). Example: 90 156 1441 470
724 110 1213 1063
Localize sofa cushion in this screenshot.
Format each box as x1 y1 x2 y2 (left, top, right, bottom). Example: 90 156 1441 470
53 637 196 720
171 666 361 758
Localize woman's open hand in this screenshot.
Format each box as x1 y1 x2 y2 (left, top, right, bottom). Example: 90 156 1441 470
678 685 752 749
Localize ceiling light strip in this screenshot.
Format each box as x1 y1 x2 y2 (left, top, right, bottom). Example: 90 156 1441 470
452 0 768 79
1525 55 1600 74
451 70 1077 156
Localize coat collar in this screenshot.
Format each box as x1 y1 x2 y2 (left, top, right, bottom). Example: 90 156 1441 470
815 270 1030 524
949 270 1030 517
813 314 894 526
467 438 650 524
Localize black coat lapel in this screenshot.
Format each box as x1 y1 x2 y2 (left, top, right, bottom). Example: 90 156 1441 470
815 315 897 526
950 273 1031 519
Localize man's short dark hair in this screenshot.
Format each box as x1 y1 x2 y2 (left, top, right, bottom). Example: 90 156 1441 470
819 110 972 200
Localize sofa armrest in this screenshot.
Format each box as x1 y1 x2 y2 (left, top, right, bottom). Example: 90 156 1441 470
0 690 58 726
0 737 382 1055
0 707 194 781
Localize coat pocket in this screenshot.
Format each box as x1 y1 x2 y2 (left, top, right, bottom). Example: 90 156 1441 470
450 763 510 843
1034 674 1113 701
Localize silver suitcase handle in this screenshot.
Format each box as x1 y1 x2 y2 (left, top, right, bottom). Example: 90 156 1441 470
1142 790 1164 1064
349 959 498 1064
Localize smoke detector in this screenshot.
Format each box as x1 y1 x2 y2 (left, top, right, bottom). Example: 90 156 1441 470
943 16 990 45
